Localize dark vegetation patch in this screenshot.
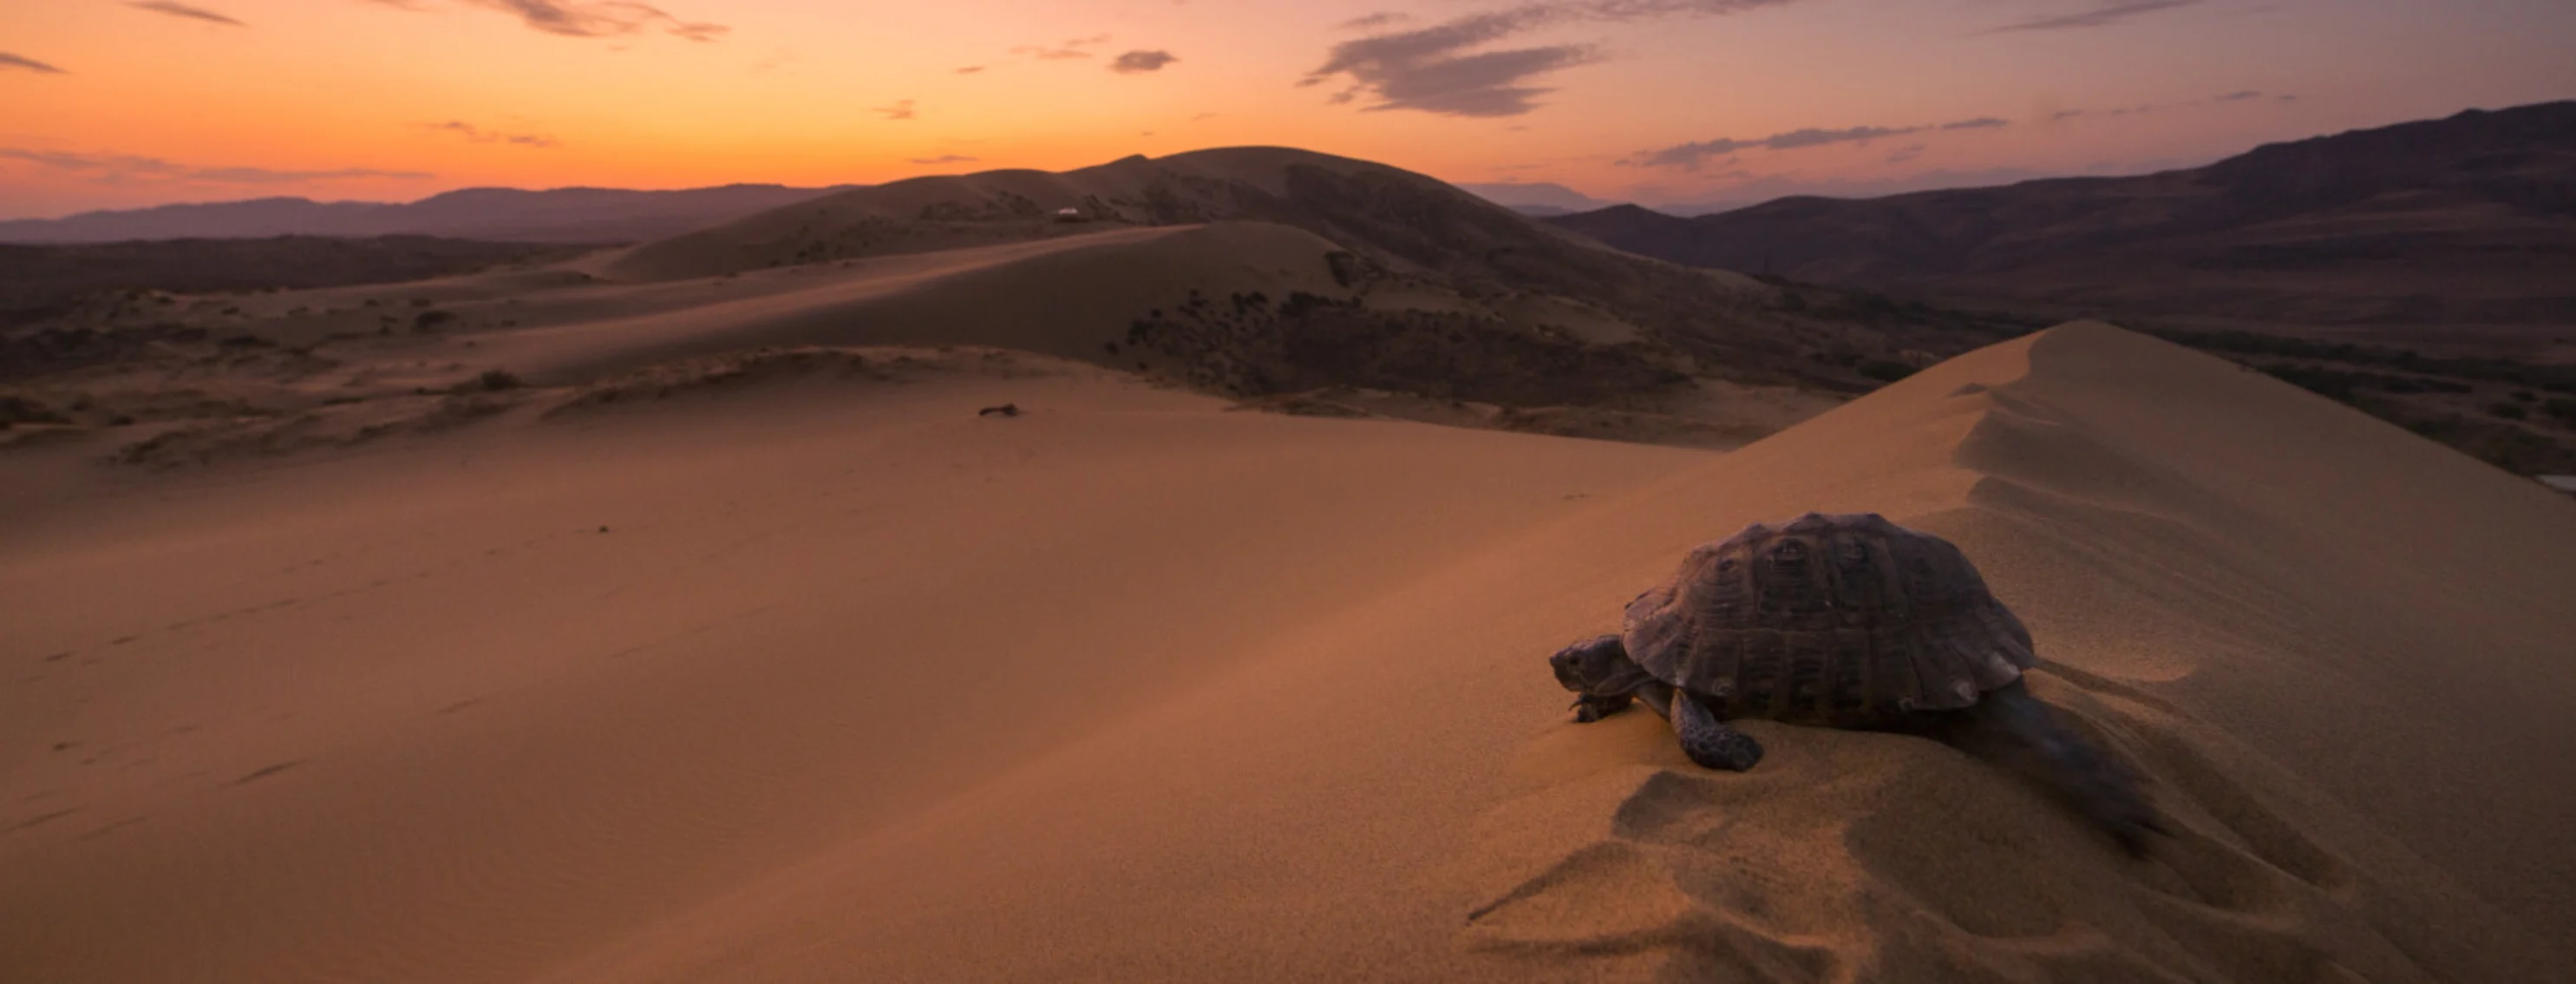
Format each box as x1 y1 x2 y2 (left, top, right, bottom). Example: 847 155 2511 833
2119 328 2576 474
1122 288 1690 405
0 394 70 427
2153 327 2576 393
0 236 590 330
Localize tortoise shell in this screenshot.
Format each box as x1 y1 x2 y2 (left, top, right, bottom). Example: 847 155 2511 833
1622 512 2035 724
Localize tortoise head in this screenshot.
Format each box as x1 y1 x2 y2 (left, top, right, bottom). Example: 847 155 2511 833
1550 633 1645 696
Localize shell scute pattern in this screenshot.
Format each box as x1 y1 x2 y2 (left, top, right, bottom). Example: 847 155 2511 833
1621 513 2036 724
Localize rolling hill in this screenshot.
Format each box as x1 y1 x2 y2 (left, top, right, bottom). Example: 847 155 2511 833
1546 102 2576 344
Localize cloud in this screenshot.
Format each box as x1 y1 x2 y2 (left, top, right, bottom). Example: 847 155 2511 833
908 154 978 165
0 148 432 184
417 121 559 148
1940 116 2009 130
1886 145 1925 164
1764 125 1912 149
2050 108 2086 121
1011 33 1111 60
1643 166 2060 214
369 0 726 42
2214 89 2264 102
956 64 984 73
129 1 247 26
1626 122 1927 169
1109 49 1177 74
875 99 916 121
1 52 68 74
1305 1 1796 118
1984 0 2197 33
1338 11 1410 30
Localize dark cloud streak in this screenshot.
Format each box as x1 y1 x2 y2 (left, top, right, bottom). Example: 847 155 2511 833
1 52 69 74
368 0 727 43
0 148 431 183
1628 122 1940 169
1984 0 2197 33
418 121 559 148
129 1 248 26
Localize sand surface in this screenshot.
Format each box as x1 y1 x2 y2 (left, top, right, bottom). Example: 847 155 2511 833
5 322 2573 981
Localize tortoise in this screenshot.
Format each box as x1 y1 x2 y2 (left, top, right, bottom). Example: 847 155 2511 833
1548 512 2168 854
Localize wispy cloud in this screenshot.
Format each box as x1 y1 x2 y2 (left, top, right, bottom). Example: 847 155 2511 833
1010 33 1111 60
129 1 247 26
1984 0 2197 33
2045 91 2292 121
1940 116 2009 130
1338 11 1410 30
368 0 726 42
908 154 978 165
0 148 431 183
1 52 68 74
875 99 917 121
1304 1 1797 118
416 121 559 148
1627 121 1945 169
1109 49 1178 74
955 64 984 74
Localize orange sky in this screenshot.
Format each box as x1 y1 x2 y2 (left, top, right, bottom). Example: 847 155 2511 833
3 0 2572 218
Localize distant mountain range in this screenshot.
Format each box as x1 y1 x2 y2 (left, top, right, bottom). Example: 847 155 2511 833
1454 182 1621 218
0 184 854 245
1542 101 2576 334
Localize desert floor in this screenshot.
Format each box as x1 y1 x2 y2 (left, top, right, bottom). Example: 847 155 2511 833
5 318 2573 982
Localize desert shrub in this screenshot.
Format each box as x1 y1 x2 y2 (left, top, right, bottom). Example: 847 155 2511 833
2262 363 2356 401
2490 402 2528 420
474 369 522 391
0 395 69 426
415 310 457 331
2544 397 2576 424
1858 359 1918 383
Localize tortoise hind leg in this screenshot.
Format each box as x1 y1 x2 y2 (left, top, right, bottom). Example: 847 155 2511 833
1956 680 2170 856
1644 681 1763 771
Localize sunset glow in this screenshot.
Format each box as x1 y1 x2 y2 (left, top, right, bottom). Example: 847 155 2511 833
3 0 2572 217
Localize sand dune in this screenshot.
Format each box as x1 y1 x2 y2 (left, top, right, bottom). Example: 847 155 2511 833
488 221 1350 383
597 148 1458 283
5 322 2572 981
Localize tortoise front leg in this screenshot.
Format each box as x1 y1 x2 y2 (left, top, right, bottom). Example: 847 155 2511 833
1641 680 1764 771
1571 692 1634 723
